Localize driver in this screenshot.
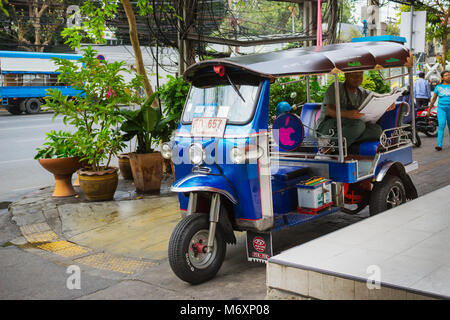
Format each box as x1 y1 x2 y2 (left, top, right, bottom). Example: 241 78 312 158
316 71 394 148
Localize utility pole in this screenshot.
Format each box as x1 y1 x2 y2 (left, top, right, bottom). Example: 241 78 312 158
408 1 417 145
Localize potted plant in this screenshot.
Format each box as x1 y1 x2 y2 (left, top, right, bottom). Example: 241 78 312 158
34 130 82 197
121 92 177 193
43 46 141 201
117 152 133 180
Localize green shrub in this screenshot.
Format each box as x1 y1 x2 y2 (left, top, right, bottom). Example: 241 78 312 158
269 77 326 120
158 75 191 140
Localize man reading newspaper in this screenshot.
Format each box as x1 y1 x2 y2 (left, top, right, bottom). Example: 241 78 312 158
317 71 396 148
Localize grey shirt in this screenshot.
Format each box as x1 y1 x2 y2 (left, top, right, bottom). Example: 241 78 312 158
317 81 371 125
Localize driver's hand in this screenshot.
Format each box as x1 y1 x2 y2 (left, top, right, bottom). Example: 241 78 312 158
347 110 364 120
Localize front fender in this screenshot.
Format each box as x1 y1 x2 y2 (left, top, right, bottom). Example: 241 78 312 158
171 174 238 204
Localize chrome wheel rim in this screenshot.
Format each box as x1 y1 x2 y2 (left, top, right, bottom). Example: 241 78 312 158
188 230 217 269
386 185 403 208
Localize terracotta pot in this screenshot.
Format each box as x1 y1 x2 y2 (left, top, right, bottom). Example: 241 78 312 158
78 167 118 201
129 152 163 193
73 159 90 187
118 153 133 180
38 157 81 197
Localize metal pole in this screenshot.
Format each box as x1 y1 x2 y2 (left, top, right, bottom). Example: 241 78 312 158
334 75 344 162
306 76 311 102
409 1 416 145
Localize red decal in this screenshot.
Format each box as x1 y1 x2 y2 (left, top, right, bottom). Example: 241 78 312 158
253 236 266 253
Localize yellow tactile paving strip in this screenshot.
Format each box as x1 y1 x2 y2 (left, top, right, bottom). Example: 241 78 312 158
36 240 92 258
20 223 59 243
19 223 155 275
74 252 155 274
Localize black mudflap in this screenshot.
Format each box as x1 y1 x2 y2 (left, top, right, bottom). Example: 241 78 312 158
246 231 273 263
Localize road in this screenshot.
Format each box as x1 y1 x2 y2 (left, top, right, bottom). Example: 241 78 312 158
0 111 122 203
1 111 449 301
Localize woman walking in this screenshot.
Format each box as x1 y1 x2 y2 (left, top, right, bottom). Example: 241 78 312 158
428 70 450 151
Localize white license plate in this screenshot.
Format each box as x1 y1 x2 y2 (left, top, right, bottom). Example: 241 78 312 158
190 117 227 137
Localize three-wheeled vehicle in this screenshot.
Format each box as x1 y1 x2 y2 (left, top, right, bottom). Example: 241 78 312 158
162 39 419 284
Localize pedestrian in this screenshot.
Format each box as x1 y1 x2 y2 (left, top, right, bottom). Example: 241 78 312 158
414 71 431 108
428 70 450 151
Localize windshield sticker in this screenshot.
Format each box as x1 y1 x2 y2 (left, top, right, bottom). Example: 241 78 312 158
217 106 230 118
204 104 217 117
193 105 205 118
386 58 399 63
347 61 361 67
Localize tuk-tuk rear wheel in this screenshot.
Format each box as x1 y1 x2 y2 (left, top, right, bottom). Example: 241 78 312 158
369 175 406 216
168 213 226 285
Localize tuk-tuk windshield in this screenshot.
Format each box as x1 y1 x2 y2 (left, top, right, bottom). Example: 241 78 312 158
182 84 259 124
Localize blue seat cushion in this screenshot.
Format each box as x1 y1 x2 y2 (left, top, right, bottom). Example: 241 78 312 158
271 165 309 183
358 141 381 156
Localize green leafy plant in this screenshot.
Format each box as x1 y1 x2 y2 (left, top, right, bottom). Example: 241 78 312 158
34 130 81 160
269 77 326 120
158 75 190 135
121 92 178 154
43 46 141 171
363 70 391 94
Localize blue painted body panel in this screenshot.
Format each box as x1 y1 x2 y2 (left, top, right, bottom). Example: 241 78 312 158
171 72 415 232
374 146 413 176
0 50 82 60
172 173 238 204
0 51 83 102
0 86 82 99
172 79 271 221
351 35 406 44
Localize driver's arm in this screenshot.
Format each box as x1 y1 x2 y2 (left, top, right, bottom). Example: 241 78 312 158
326 104 364 120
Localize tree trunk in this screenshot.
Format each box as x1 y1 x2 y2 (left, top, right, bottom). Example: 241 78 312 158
442 8 449 68
120 0 159 109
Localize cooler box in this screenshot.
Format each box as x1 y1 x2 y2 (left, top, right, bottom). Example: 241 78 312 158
297 177 333 214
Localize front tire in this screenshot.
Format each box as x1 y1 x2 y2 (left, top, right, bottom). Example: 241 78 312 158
168 213 226 284
369 175 406 216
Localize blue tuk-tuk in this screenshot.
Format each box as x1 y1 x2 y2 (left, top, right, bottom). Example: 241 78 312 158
162 40 418 284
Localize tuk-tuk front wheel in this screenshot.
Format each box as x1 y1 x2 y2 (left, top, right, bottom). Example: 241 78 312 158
168 213 226 284
369 175 406 216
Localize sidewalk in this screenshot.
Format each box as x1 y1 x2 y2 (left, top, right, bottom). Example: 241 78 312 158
3 173 267 300
7 173 181 275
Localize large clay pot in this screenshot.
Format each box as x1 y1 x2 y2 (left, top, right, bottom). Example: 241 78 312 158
118 153 133 180
73 159 90 187
38 157 81 197
129 152 163 193
78 167 118 201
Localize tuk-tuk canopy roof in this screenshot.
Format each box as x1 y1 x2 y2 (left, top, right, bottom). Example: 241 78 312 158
184 41 412 86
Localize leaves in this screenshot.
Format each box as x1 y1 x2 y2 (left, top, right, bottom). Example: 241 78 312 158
41 46 142 171
34 130 81 160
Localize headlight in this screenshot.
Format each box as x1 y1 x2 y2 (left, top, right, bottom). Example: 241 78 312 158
230 145 263 164
161 142 172 159
188 143 205 165
230 147 245 164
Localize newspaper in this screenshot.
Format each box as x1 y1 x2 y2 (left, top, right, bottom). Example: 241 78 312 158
358 89 403 123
